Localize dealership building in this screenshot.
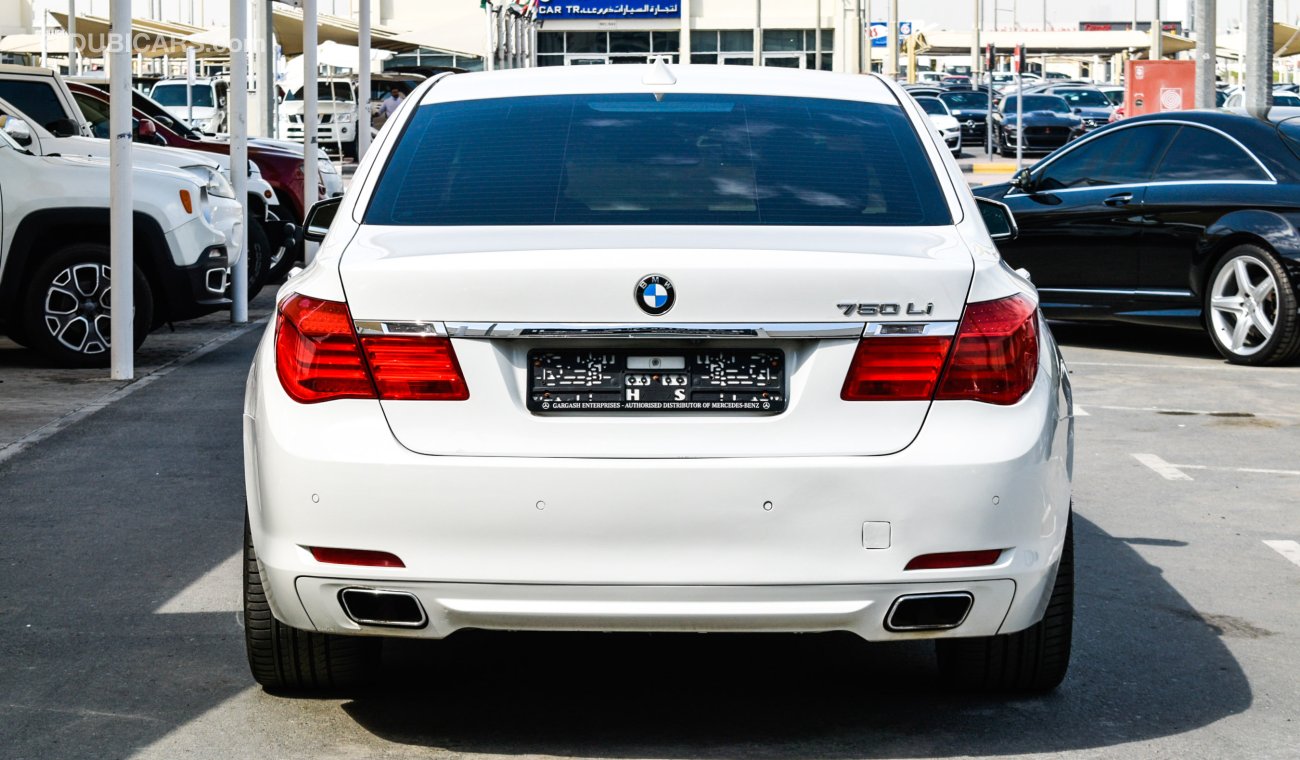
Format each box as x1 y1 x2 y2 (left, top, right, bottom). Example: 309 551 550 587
528 0 865 73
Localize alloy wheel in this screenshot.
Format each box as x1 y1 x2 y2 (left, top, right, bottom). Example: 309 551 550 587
1209 255 1278 358
43 263 112 356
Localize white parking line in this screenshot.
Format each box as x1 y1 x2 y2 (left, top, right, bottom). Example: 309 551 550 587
1178 465 1300 477
154 550 242 614
1133 453 1194 481
1073 405 1089 417
1264 540 1300 569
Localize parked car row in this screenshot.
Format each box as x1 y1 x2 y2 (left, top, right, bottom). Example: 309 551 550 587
0 64 340 366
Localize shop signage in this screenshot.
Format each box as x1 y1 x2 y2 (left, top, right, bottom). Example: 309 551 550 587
537 1 682 19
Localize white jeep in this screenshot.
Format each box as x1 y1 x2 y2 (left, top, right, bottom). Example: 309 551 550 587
0 113 233 366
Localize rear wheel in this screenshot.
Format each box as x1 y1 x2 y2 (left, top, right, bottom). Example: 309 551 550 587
935 513 1073 693
243 514 380 692
22 244 152 367
243 217 272 301
1205 244 1300 366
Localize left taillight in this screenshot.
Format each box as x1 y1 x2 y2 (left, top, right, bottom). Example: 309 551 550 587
275 293 469 403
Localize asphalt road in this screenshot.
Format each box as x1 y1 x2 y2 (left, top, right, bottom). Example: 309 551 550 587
1 319 1298 759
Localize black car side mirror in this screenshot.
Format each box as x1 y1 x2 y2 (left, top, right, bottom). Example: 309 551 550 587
1009 168 1034 192
45 117 81 138
975 197 1019 242
303 197 343 244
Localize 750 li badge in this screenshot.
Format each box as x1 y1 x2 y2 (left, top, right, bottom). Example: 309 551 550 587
838 302 934 317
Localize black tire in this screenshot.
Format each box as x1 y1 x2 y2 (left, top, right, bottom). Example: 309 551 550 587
243 514 380 692
244 217 272 301
22 243 152 368
1203 244 1300 366
935 512 1073 693
265 211 300 285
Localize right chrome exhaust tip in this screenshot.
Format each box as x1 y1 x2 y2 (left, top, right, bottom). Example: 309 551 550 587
884 592 974 632
338 588 428 629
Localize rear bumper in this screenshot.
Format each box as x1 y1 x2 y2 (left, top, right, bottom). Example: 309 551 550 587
244 324 1073 642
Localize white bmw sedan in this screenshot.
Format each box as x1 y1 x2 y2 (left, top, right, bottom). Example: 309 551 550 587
243 63 1074 694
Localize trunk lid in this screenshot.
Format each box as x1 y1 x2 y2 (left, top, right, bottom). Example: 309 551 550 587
339 226 973 458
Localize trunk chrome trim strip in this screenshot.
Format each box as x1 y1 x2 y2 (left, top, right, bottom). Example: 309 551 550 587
862 321 959 337
353 321 449 337
439 322 867 340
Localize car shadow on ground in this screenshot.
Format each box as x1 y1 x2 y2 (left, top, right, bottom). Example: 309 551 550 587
1048 322 1222 361
339 513 1252 757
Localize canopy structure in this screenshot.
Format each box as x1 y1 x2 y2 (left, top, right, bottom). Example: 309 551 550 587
1273 22 1300 57
271 7 412 57
913 29 1196 58
47 11 226 58
386 7 488 60
0 32 73 55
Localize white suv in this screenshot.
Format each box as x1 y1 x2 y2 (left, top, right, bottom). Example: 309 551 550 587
243 64 1075 694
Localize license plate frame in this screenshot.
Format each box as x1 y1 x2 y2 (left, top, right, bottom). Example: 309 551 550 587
527 348 786 414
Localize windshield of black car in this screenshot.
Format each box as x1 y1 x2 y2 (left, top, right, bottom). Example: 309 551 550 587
151 83 215 108
1056 89 1110 108
1002 96 1070 114
916 98 948 116
287 83 354 102
940 91 988 109
365 93 954 227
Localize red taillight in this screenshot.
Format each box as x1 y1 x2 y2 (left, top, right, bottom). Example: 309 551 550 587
361 336 469 401
935 294 1038 405
276 294 375 403
275 293 469 403
840 336 953 401
840 294 1038 405
905 549 1003 571
309 546 406 568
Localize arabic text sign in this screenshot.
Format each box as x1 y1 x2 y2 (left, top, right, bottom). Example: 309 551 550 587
537 1 682 19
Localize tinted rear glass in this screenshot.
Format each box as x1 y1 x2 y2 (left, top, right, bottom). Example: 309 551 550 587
0 80 68 131
364 93 952 227
151 83 214 108
939 91 988 108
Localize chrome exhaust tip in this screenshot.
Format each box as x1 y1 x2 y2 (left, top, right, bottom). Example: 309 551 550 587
338 588 428 629
884 592 974 632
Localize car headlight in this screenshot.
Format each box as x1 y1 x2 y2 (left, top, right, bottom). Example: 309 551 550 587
318 158 338 175
336 112 354 123
205 167 236 199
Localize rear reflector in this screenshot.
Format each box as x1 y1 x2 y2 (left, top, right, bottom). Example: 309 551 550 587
309 547 406 568
905 549 1003 571
841 294 1038 405
275 293 469 403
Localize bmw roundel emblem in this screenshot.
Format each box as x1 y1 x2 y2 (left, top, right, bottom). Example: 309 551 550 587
635 274 675 316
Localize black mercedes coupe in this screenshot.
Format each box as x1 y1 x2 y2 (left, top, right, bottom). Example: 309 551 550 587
975 109 1300 365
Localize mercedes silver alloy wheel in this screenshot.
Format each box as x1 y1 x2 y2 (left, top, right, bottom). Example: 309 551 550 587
43 263 112 355
1209 255 1278 358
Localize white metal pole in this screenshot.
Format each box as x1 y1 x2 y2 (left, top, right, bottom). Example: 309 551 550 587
484 4 493 72
358 0 371 160
972 0 981 81
1196 0 1217 107
41 0 49 69
754 0 762 66
886 0 898 78
109 0 133 380
864 0 872 73
1015 67 1024 171
231 0 249 322
1246 0 1274 114
303 0 320 257
186 47 195 126
1152 3 1164 58
68 0 77 75
815 0 823 70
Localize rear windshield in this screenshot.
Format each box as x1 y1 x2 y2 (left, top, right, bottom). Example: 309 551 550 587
916 98 948 116
1001 95 1070 114
939 91 988 108
1056 89 1110 108
364 93 952 227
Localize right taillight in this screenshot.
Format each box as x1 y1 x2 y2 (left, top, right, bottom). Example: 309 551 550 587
275 293 469 403
841 294 1038 406
935 294 1038 405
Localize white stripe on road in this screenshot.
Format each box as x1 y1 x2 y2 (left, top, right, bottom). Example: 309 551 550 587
1073 405 1089 417
155 550 242 614
1177 465 1300 477
1264 540 1300 569
1133 453 1194 481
